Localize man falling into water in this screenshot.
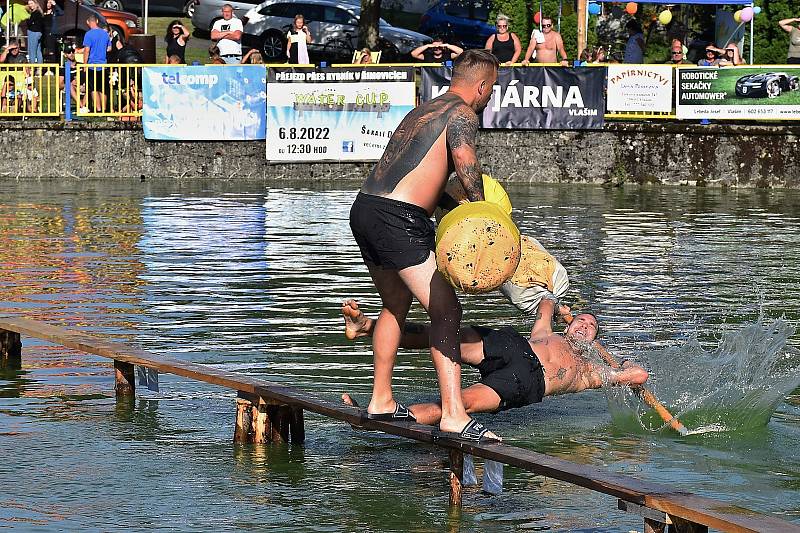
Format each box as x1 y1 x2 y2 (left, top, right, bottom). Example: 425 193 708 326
341 297 649 423
349 50 500 442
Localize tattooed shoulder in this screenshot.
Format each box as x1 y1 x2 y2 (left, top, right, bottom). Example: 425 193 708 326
446 104 479 150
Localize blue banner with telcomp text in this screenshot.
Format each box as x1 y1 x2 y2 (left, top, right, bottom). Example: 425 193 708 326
142 65 266 141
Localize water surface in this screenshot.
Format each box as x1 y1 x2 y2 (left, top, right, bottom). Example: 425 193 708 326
1 179 799 531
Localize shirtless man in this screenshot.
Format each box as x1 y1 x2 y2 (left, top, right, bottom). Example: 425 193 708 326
341 298 649 427
522 17 568 66
349 50 500 442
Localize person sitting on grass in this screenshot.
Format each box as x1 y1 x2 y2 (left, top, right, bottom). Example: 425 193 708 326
340 297 649 429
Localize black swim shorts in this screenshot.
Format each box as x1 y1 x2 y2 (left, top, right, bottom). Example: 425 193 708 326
472 325 545 410
349 191 435 271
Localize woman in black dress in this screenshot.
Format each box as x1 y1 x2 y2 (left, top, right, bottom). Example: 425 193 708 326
484 13 521 65
163 20 190 63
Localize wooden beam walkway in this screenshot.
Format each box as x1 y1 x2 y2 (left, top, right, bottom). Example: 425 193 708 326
1 316 797 533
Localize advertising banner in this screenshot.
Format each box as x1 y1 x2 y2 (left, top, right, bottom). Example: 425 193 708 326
420 66 605 129
676 67 800 120
265 67 416 162
142 65 266 141
606 65 674 113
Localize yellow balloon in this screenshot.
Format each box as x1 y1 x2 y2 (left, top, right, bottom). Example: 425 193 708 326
658 9 672 25
734 10 742 23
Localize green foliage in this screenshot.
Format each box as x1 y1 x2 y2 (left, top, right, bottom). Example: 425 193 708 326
754 0 794 64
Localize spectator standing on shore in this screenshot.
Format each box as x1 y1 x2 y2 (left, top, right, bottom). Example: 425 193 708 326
0 39 26 64
287 14 311 64
164 20 190 63
42 0 59 62
354 47 373 64
25 0 44 63
697 47 721 66
80 15 110 112
485 14 521 65
666 42 690 65
779 18 800 64
705 44 742 66
522 16 568 65
411 37 463 62
211 4 242 64
59 45 83 110
623 20 645 63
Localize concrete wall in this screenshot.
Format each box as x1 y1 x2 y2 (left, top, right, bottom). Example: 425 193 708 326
1 121 798 187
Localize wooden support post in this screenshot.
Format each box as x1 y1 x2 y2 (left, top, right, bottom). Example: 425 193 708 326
0 329 22 370
645 518 667 533
667 517 708 533
448 449 463 508
577 0 588 55
114 360 135 397
234 397 253 443
277 405 291 443
268 406 285 443
251 403 269 444
289 406 305 443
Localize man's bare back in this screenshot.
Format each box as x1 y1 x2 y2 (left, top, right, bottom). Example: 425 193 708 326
361 93 483 214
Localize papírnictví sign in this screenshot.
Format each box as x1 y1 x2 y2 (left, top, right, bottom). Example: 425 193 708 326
676 66 800 120
420 66 605 129
265 67 416 162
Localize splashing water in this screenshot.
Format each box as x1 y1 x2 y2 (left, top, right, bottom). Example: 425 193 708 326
606 316 800 435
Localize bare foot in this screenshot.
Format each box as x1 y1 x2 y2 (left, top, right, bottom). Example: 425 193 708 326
342 393 360 407
342 299 373 340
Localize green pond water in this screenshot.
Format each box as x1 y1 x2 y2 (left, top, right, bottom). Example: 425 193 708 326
1 179 799 531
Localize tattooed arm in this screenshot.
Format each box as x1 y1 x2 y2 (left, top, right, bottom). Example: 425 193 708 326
446 105 485 202
530 297 556 340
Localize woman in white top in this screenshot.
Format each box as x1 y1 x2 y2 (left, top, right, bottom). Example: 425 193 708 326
287 14 312 64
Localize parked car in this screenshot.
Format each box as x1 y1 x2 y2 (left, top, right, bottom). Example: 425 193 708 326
418 0 494 50
242 0 431 62
52 0 143 43
735 72 800 99
98 0 195 17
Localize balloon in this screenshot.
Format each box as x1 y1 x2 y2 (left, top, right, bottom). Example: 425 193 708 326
588 3 601 15
753 6 761 15
734 10 742 23
658 10 672 25
740 7 754 22
625 2 638 15
533 10 541 24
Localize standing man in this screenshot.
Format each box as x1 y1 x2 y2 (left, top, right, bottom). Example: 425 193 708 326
80 15 110 113
411 36 463 62
521 16 568 66
211 4 242 64
349 50 501 443
623 20 645 64
779 17 800 64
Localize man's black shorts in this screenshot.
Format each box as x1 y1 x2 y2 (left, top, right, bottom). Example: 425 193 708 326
472 325 545 410
349 191 435 271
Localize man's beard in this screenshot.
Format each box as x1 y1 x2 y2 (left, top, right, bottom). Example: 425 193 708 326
566 334 592 354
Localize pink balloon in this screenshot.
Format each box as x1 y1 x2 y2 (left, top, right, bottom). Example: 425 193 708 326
533 11 542 25
740 6 754 22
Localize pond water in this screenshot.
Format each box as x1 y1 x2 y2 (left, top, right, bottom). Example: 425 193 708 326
1 179 799 531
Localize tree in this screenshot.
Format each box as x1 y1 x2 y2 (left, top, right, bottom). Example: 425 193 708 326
359 0 381 49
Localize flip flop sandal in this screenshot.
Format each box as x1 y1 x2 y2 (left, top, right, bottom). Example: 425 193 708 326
365 401 417 422
432 418 500 443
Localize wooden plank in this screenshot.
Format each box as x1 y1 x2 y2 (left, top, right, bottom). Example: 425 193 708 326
2 316 799 533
